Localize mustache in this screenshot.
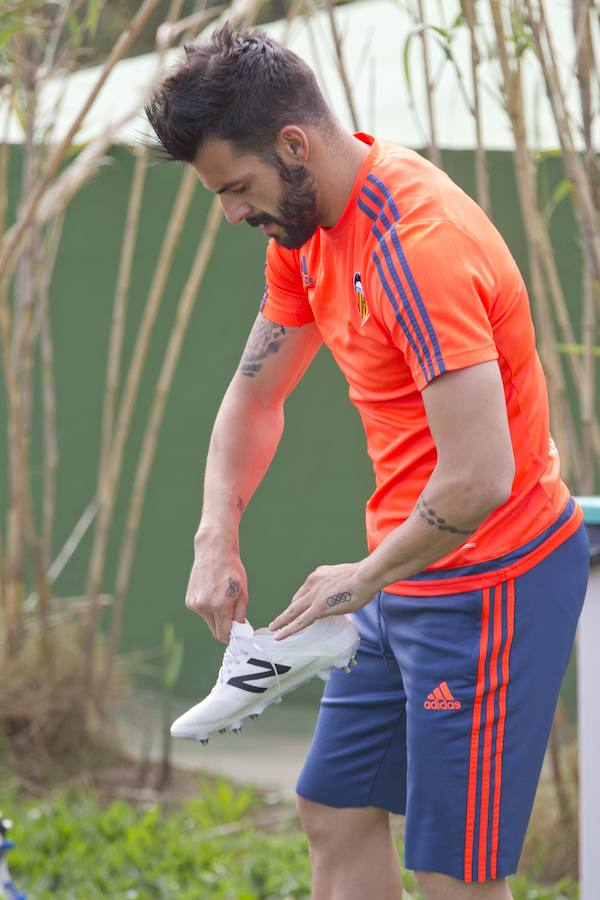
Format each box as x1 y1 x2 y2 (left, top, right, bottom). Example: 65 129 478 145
246 213 282 229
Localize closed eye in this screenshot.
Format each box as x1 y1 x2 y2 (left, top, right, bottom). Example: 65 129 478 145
231 185 248 194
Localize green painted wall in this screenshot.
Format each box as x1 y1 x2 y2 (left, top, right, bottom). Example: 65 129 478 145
0 144 589 708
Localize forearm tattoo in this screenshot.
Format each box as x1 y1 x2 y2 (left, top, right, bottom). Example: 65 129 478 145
417 493 475 536
225 577 240 598
239 316 287 377
326 591 352 608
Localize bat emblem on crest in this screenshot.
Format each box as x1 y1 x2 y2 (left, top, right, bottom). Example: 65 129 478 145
354 272 370 326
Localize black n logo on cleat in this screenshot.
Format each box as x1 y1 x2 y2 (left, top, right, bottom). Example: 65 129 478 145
227 658 291 693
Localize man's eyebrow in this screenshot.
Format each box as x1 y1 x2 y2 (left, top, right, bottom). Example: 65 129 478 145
216 180 245 195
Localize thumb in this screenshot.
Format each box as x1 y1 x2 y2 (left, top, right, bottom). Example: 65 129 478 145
232 593 247 624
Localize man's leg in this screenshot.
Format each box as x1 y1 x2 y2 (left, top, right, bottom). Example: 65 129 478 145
415 871 512 900
297 797 403 900
382 522 589 884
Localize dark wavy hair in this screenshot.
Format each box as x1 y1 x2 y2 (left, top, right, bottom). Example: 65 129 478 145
145 23 335 162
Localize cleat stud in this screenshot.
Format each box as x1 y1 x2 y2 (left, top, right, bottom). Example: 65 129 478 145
219 728 227 734
249 714 259 720
351 658 358 665
200 738 209 745
344 666 351 673
232 726 242 734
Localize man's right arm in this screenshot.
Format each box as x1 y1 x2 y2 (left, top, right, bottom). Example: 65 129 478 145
186 312 322 641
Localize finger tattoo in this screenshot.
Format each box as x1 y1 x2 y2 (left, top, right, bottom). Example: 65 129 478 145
326 591 352 608
225 577 240 598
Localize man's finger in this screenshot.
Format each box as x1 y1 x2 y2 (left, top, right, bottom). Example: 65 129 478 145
269 595 310 631
232 594 247 623
214 608 233 643
273 608 317 640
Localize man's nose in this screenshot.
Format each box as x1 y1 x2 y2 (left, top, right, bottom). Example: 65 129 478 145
219 196 252 225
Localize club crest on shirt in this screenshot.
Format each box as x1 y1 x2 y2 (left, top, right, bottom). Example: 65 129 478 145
354 272 370 325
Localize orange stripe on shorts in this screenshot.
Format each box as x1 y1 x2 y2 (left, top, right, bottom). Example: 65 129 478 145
464 586 491 882
490 578 515 878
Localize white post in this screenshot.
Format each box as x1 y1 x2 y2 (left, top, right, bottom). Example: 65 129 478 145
577 566 600 900
575 497 600 900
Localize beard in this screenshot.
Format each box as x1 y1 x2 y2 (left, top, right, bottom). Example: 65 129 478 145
246 154 320 249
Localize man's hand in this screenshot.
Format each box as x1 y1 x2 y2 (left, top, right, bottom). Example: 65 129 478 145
185 529 248 643
268 562 377 640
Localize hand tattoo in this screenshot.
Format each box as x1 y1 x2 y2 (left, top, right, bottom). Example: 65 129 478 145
239 315 287 377
225 577 240 598
326 591 352 608
237 497 245 515
417 493 475 536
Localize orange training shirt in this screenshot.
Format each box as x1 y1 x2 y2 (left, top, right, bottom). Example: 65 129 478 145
259 133 581 595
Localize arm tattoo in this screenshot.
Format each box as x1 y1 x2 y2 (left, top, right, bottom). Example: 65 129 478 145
326 591 352 608
417 493 475 536
225 577 240 598
239 317 287 377
237 497 245 515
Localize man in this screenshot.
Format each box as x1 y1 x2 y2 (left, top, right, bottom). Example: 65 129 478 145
145 23 589 900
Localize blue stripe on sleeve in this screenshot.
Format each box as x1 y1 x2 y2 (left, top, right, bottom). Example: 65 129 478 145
389 229 445 376
377 233 436 381
366 173 400 222
372 250 429 383
357 197 378 221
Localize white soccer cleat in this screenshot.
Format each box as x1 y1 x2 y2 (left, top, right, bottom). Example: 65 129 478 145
170 616 360 742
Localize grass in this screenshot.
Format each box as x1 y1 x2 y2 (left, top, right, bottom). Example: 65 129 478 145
0 772 579 900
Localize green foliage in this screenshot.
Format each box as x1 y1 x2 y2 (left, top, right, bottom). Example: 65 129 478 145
161 624 183 692
0 780 579 899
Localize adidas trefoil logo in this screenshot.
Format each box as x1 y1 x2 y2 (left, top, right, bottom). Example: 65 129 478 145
424 681 462 711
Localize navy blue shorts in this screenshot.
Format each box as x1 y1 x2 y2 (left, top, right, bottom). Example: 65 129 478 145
297 523 589 882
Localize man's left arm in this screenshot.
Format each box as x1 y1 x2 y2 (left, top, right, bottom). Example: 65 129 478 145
269 359 515 638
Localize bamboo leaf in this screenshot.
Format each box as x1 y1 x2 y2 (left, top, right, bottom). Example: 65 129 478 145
402 30 417 97
68 12 82 51
86 0 101 40
162 624 183 690
543 179 573 223
556 343 600 358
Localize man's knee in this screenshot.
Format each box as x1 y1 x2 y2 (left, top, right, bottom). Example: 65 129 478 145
296 795 389 851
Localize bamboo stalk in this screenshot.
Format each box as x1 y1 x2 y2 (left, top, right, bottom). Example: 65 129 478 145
37 214 64 575
488 0 582 486
100 0 268 695
81 0 257 680
525 0 600 281
461 0 490 214
47 500 98 586
325 0 361 132
0 86 12 238
104 198 223 694
0 0 163 281
301 1 336 109
81 167 198 689
98 145 148 506
1 271 27 657
9 44 38 615
416 0 442 168
573 0 598 494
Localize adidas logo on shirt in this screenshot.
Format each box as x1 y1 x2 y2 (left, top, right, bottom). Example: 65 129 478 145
424 681 462 710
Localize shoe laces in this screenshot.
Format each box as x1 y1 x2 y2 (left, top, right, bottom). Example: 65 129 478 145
218 632 283 693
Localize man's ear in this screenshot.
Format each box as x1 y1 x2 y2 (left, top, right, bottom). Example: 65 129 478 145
275 125 310 162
